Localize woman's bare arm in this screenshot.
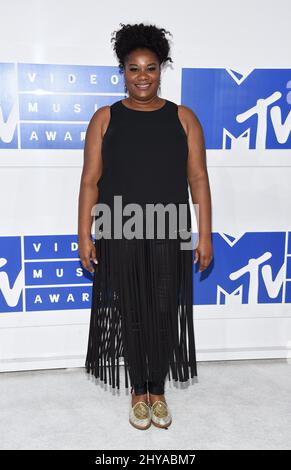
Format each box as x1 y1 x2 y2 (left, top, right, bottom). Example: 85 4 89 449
178 105 213 272
77 106 109 272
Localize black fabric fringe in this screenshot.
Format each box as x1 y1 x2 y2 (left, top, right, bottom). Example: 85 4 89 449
85 231 198 390
85 201 198 389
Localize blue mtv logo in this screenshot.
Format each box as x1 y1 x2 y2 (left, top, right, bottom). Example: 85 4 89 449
0 237 23 312
0 235 95 313
194 232 290 305
0 62 125 149
0 63 18 149
181 69 291 150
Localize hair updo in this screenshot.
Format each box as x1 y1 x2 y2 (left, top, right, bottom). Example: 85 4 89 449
110 22 173 74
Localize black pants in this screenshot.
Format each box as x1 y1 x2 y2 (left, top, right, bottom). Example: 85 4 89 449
133 380 165 395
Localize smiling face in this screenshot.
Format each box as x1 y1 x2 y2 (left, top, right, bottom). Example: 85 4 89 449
123 48 161 101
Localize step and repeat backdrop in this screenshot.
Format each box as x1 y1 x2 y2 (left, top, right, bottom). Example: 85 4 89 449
0 0 290 372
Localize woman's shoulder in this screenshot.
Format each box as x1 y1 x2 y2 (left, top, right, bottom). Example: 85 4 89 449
86 105 111 139
177 103 202 130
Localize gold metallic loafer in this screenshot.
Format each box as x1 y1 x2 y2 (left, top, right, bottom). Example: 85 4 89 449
129 400 152 430
150 400 172 429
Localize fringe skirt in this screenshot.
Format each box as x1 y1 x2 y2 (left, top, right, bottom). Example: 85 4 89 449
85 201 198 390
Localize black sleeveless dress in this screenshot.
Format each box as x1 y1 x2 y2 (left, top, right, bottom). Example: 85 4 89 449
85 98 198 390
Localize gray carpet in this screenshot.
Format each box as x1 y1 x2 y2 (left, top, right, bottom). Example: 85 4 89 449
0 359 290 450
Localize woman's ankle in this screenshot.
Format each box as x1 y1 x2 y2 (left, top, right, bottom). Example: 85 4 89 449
148 392 166 404
131 391 148 405
148 379 165 395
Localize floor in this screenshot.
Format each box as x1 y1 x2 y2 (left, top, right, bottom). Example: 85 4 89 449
1 359 290 450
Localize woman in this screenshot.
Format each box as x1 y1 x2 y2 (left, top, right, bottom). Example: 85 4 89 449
78 23 213 430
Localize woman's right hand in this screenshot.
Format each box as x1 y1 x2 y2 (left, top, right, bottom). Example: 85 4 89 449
78 237 98 273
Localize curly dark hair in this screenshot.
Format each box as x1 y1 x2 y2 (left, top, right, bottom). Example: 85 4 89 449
110 23 173 74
